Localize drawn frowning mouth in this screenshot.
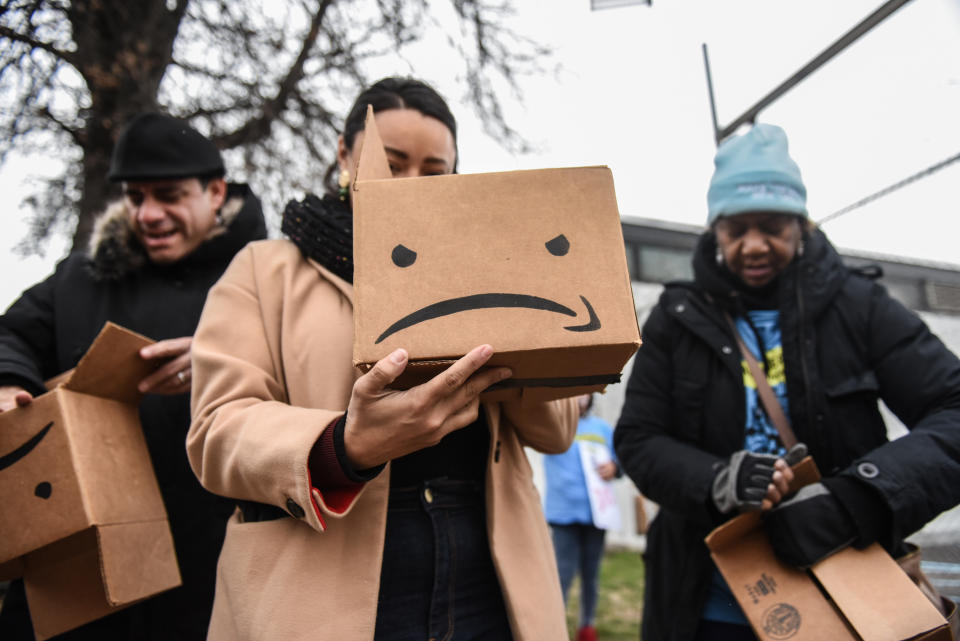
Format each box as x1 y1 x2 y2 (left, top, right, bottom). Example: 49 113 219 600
0 421 53 471
375 293 601 344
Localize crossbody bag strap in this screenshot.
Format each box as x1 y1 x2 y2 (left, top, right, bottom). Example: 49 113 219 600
724 312 799 450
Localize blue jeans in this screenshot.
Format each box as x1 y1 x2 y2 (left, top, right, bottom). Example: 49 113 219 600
550 522 606 627
374 479 513 641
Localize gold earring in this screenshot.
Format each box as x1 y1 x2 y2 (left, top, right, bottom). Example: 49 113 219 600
338 169 350 202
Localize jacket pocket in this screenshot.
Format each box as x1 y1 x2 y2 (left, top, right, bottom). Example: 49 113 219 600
823 370 886 465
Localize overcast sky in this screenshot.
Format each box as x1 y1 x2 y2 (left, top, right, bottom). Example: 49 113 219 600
2 0 958 309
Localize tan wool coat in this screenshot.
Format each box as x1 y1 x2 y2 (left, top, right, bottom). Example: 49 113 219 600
188 239 579 641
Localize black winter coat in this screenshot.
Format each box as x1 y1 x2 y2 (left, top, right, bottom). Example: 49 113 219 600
0 184 266 640
615 228 960 641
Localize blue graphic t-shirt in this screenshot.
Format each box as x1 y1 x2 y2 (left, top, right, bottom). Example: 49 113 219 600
736 310 789 458
702 310 789 624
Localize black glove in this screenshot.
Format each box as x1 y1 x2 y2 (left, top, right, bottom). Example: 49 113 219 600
711 450 780 514
764 482 858 568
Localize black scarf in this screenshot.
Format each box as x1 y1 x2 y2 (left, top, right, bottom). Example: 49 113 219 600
281 193 354 283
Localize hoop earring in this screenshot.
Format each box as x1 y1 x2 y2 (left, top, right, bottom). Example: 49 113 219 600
797 239 805 257
338 169 350 202
715 246 724 266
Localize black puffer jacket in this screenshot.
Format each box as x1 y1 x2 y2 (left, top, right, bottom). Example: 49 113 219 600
0 184 266 640
615 228 960 641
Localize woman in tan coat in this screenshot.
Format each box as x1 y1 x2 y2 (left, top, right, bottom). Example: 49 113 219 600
187 77 578 641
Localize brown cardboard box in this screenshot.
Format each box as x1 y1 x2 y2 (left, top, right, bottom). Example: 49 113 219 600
352 106 641 402
705 459 951 641
0 322 181 640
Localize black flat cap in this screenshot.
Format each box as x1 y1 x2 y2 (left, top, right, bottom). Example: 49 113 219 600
108 112 225 182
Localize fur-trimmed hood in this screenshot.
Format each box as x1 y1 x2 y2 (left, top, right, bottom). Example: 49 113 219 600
86 182 266 280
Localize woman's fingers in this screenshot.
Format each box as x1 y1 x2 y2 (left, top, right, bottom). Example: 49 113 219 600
344 345 511 469
773 459 794 494
354 349 409 398
423 345 511 411
762 460 796 510
425 344 494 395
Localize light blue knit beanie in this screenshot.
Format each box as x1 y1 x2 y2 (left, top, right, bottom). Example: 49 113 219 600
706 123 807 225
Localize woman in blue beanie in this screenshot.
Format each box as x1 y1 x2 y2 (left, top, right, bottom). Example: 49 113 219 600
615 123 960 641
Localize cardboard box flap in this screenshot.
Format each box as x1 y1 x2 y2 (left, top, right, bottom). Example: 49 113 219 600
24 528 109 641
811 545 950 641
354 104 392 183
23 522 180 641
97 520 181 606
60 322 155 404
66 392 167 524
704 511 762 551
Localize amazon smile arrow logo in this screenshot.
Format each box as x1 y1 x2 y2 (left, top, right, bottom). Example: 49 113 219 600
375 293 601 344
0 421 53 471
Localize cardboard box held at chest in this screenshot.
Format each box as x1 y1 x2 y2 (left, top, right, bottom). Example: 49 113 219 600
351 106 641 403
0 322 180 640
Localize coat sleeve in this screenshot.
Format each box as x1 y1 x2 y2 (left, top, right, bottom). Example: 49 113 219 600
0 257 73 395
833 281 960 545
188 246 362 534
501 395 578 454
615 302 723 528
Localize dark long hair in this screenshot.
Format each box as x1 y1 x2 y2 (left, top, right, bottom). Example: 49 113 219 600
322 77 458 194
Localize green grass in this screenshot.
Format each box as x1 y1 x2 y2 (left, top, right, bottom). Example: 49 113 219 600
565 547 645 640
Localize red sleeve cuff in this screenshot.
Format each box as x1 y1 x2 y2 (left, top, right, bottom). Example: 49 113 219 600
307 415 384 517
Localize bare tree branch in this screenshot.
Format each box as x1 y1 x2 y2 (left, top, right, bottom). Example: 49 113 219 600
1 0 551 254
0 24 75 65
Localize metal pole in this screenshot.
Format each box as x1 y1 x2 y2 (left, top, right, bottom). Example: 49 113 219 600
702 43 721 146
715 0 914 142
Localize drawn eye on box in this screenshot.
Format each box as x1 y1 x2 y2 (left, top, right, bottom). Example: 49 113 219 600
0 420 54 499
377 233 601 344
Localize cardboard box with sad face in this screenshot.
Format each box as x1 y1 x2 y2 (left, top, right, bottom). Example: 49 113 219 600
352 106 641 402
0 323 180 640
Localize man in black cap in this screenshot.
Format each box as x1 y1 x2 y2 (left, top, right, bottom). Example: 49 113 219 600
0 113 267 639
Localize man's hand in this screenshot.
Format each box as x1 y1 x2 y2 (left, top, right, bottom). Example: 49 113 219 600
138 337 193 395
0 385 33 412
343 344 512 470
